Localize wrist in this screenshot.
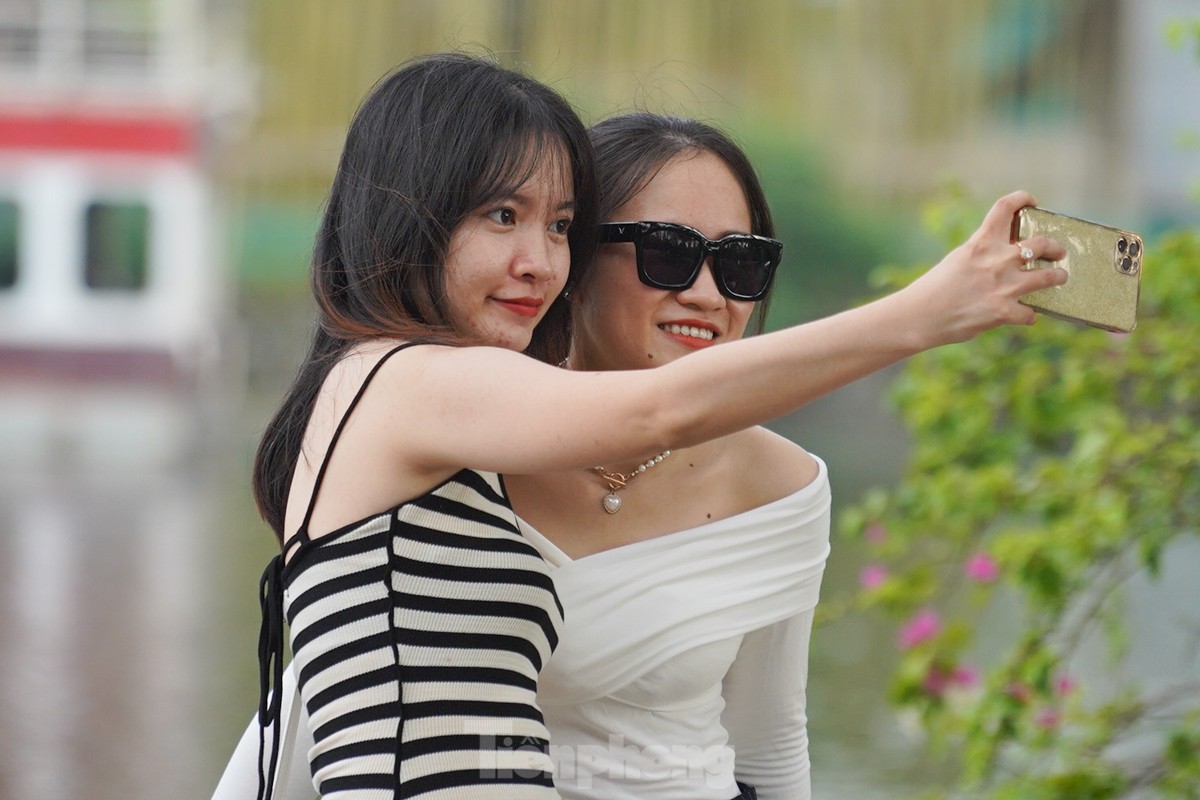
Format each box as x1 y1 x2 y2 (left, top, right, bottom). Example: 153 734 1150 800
873 288 935 356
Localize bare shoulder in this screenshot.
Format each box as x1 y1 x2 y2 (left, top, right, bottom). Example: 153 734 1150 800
368 341 540 398
300 340 445 468
350 340 504 410
305 339 465 482
287 341 464 543
722 426 821 506
317 341 433 412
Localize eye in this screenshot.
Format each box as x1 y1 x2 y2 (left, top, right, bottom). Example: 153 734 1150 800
550 216 573 236
487 207 516 225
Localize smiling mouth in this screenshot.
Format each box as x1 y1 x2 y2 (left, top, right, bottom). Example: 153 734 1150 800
660 324 715 341
495 298 542 318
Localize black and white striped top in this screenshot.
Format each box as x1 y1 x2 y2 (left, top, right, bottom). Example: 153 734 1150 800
258 344 563 800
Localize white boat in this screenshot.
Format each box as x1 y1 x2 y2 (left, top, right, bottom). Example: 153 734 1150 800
0 0 251 466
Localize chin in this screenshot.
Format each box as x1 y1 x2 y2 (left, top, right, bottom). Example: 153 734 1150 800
466 318 526 351
655 351 686 366
492 329 534 353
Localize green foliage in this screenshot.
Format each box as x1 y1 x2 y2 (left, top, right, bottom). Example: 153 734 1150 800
743 131 917 327
841 193 1200 798
1166 18 1200 61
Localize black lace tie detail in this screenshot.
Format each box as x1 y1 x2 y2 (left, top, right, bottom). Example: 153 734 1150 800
257 553 286 800
253 343 414 800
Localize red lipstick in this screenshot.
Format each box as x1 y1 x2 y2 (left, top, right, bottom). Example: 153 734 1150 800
659 319 719 349
495 297 542 318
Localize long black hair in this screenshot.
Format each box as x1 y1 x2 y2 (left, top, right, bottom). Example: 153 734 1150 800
587 112 776 332
253 52 599 540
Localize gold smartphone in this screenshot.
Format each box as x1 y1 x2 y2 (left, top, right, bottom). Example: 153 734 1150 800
1012 206 1143 332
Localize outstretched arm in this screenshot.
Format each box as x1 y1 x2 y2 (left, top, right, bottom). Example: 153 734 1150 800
391 191 1067 478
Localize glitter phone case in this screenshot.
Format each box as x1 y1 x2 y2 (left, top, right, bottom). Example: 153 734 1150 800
1012 206 1143 333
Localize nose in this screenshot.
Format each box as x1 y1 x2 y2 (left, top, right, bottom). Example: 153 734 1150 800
513 229 559 283
676 258 725 309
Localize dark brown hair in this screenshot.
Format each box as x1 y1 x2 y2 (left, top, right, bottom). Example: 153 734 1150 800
253 52 598 539
587 113 776 332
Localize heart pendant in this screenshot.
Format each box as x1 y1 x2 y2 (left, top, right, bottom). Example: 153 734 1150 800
602 492 622 514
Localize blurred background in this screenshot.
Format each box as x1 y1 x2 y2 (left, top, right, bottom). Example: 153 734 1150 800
0 1 1196 798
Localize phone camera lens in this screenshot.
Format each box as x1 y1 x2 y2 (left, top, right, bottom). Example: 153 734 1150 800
1120 256 1133 273
1129 241 1140 258
1117 237 1128 254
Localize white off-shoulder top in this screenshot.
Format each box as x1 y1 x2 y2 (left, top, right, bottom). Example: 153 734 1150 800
518 456 831 800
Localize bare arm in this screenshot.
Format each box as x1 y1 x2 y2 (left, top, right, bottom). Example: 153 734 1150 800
392 191 1067 477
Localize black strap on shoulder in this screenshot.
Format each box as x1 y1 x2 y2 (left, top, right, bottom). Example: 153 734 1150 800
256 341 415 800
295 342 416 539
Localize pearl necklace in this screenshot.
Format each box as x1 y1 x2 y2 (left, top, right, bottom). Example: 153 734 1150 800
593 450 672 514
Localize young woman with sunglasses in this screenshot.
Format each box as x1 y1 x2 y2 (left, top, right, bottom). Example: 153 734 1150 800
219 83 1066 800
501 113 821 800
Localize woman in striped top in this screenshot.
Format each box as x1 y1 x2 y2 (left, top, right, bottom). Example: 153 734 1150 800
249 52 600 800
239 53 1069 800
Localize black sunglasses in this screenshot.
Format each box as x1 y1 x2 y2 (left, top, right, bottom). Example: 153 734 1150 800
598 221 783 301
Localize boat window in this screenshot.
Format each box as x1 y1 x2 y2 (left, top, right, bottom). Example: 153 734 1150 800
0 0 154 75
0 1 37 71
0 200 16 290
84 200 149 291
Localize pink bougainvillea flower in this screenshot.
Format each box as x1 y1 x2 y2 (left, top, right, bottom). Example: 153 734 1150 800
859 563 888 589
923 663 979 697
865 523 887 544
897 607 941 649
1055 675 1077 696
1006 682 1034 704
922 667 948 695
952 665 979 688
1035 707 1062 729
964 552 1000 582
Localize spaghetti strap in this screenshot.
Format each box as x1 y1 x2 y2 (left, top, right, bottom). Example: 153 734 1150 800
259 341 418 800
295 342 417 539
256 336 562 800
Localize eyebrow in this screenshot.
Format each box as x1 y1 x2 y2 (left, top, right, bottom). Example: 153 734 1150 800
506 189 576 212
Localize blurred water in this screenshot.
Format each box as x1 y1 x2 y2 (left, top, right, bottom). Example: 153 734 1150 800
0 371 1194 799
0 380 274 800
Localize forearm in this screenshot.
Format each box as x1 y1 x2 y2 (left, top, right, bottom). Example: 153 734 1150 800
425 285 936 474
654 290 925 449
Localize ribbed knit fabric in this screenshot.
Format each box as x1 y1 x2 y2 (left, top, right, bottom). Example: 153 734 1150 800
257 344 563 799
281 469 563 799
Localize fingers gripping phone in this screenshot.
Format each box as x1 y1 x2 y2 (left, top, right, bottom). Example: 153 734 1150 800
1012 206 1143 332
